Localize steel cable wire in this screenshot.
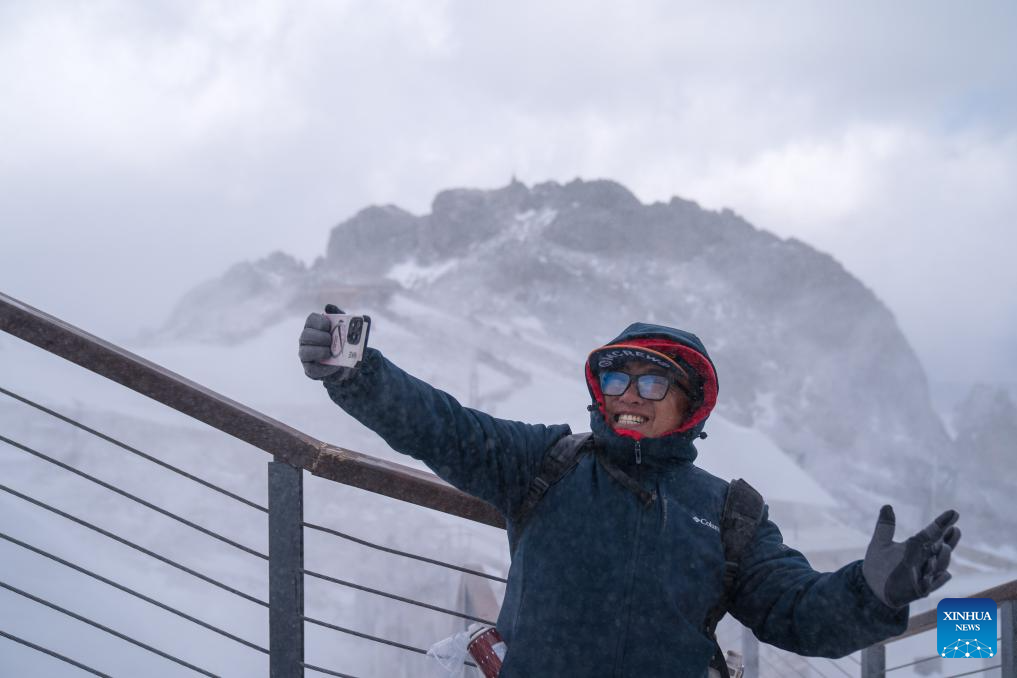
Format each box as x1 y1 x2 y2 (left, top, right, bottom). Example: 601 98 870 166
0 581 219 677
769 650 811 678
791 654 834 678
302 615 479 670
303 615 429 655
886 652 944 672
0 484 268 608
1 385 507 588
0 531 268 655
823 656 856 678
0 434 268 560
302 662 363 678
942 665 1001 678
758 651 787 678
871 632 1005 676
803 656 835 678
303 521 507 583
891 632 1006 674
758 650 792 678
0 629 112 677
303 568 496 625
0 386 267 513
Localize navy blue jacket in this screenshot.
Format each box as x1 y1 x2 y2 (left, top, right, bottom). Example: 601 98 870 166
323 323 908 677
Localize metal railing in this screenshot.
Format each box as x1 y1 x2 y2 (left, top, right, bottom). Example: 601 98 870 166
0 292 503 676
861 582 1017 678
713 581 1017 678
3 290 1016 677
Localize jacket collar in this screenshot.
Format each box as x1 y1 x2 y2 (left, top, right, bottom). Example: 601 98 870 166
590 407 701 471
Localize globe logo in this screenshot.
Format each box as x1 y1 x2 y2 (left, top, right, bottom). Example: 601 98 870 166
941 638 994 659
937 598 997 660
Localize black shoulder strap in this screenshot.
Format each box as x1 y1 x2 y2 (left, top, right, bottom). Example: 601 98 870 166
718 478 766 591
704 478 765 677
509 432 593 555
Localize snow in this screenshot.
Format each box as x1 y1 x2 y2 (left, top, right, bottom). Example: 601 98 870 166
386 258 458 289
508 208 557 240
696 416 839 507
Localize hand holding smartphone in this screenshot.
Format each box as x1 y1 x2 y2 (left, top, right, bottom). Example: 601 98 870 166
319 313 372 367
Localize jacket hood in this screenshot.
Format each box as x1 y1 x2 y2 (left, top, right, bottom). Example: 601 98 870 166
584 322 719 465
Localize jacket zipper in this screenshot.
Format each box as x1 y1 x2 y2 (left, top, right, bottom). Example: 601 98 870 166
614 500 645 676
634 440 642 464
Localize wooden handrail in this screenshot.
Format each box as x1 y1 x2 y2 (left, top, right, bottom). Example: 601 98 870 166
0 292 505 529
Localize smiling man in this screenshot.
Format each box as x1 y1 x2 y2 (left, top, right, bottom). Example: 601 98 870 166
595 348 697 438
300 314 961 678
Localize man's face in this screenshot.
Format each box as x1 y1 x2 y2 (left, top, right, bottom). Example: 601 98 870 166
602 361 690 438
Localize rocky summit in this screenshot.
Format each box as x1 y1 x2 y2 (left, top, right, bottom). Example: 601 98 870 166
161 178 979 541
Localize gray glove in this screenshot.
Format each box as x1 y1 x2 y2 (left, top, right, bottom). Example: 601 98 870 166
299 304 351 380
863 505 961 609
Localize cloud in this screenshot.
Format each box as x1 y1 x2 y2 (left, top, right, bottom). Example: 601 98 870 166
1 0 1015 385
671 125 1017 383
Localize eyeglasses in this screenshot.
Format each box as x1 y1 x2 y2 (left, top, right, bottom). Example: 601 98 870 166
599 371 675 401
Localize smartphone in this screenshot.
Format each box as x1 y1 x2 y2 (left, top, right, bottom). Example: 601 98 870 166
320 314 372 367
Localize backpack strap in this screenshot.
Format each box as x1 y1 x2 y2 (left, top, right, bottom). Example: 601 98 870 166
509 432 593 556
592 446 656 507
704 478 765 678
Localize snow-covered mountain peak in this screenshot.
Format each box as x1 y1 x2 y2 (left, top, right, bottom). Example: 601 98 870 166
150 177 982 541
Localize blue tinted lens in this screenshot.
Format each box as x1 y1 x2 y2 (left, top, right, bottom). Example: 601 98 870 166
600 371 671 400
600 371 631 396
636 374 670 400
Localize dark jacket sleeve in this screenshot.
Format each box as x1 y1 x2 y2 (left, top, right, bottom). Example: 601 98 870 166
321 348 570 517
728 507 909 658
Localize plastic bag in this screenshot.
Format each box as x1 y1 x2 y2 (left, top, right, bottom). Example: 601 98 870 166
427 630 471 678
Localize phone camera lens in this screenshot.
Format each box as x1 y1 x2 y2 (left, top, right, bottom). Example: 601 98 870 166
347 317 362 344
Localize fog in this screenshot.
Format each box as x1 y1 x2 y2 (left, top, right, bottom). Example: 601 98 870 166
2 1 1016 388
2 2 1016 677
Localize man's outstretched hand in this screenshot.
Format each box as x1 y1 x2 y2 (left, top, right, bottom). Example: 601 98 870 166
863 505 961 609
299 304 349 380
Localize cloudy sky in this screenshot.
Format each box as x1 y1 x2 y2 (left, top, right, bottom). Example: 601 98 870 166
2 1 1016 390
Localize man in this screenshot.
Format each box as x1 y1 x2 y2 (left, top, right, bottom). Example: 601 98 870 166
300 311 961 678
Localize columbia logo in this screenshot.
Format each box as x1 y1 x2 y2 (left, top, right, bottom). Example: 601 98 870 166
693 516 720 532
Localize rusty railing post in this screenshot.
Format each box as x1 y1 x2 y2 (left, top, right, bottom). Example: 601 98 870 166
269 460 304 678
861 644 885 678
